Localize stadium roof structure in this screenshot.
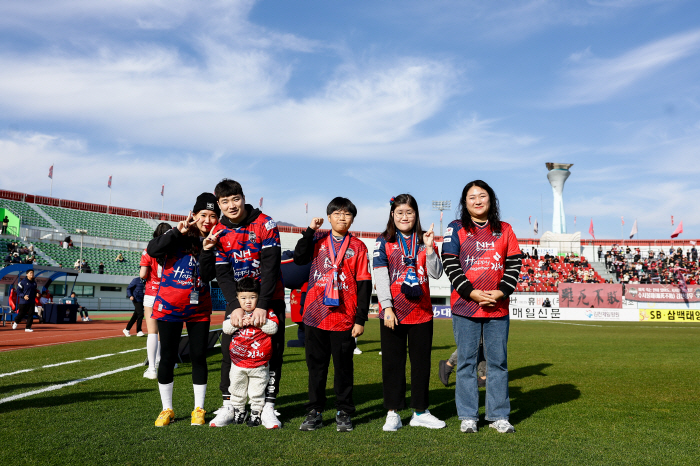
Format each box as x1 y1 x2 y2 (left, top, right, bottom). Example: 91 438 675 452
1 264 79 293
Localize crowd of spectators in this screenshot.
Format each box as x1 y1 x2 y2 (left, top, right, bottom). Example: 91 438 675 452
603 245 699 285
516 251 606 292
3 241 37 265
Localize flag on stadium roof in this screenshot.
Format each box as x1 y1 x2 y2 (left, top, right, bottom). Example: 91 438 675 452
108 176 112 188
259 197 263 209
305 202 308 213
589 219 595 239
671 215 674 225
48 165 53 179
534 219 538 234
629 219 638 239
528 216 531 224
621 216 624 226
161 185 164 196
671 221 683 238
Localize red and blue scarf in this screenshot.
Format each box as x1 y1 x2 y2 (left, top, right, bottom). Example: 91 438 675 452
323 233 351 307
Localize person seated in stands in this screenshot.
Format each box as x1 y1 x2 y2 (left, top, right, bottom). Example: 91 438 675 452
542 297 551 308
63 236 74 248
84 261 92 274
74 258 81 269
115 252 125 262
4 253 11 264
11 252 21 263
98 262 104 274
563 254 570 264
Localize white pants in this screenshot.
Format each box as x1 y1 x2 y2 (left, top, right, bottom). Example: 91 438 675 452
143 294 156 308
229 364 269 412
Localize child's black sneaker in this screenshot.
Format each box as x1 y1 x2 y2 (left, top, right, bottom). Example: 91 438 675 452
232 408 248 425
336 411 353 432
299 409 323 431
247 410 262 427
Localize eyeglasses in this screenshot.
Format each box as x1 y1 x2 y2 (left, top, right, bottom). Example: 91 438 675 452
331 212 353 219
394 211 416 218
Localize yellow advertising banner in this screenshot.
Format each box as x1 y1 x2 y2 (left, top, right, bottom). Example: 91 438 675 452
639 309 700 322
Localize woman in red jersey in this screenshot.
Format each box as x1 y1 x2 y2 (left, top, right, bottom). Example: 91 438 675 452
441 180 522 434
146 193 221 427
373 194 446 432
139 222 174 380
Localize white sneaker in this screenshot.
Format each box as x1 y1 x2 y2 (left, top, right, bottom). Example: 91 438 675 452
353 347 362 355
136 331 145 337
122 329 130 337
489 419 515 433
143 368 157 380
25 328 34 333
460 419 478 433
261 403 282 429
209 405 235 427
12 322 18 330
382 411 402 431
409 410 445 429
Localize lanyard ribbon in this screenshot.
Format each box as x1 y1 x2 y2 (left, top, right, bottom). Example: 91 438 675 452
323 233 351 306
398 232 423 298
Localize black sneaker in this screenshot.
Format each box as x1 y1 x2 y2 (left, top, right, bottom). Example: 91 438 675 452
247 410 261 427
336 411 353 432
299 409 323 431
232 408 248 425
438 360 453 387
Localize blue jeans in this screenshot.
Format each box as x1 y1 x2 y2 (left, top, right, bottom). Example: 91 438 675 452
452 314 510 421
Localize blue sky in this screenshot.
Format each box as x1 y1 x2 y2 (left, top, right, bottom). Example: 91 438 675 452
1 0 699 240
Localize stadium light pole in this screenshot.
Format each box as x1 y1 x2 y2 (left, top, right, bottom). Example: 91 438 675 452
432 200 451 237
76 229 87 273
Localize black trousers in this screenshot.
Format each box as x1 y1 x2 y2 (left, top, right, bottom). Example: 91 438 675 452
304 324 356 414
14 302 34 329
219 299 285 403
380 319 433 411
126 300 144 332
157 319 210 385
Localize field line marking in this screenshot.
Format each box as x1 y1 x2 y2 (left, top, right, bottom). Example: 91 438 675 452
0 369 34 378
119 348 144 354
285 323 297 328
0 364 142 404
43 360 81 368
85 353 116 360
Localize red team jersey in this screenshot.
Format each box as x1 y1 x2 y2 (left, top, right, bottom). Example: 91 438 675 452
139 249 162 297
152 249 212 322
441 220 520 318
373 235 436 324
212 213 284 301
303 232 371 331
229 309 279 368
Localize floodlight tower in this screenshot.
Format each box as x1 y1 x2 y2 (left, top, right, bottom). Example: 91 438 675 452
432 200 451 237
546 163 573 234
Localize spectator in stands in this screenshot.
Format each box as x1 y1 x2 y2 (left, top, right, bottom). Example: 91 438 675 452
63 236 73 248
4 253 11 264
70 291 90 322
692 246 698 262
11 252 21 263
73 258 81 270
598 245 602 260
115 252 125 262
83 261 92 274
125 276 145 337
12 269 37 332
1 215 8 234
98 262 104 274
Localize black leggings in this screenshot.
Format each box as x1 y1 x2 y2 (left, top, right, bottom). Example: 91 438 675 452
157 319 210 385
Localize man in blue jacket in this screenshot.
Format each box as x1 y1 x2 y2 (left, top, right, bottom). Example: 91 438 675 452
13 269 37 332
124 276 145 337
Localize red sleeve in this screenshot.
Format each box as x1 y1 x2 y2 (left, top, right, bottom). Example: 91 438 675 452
354 242 371 281
139 249 151 267
506 224 521 257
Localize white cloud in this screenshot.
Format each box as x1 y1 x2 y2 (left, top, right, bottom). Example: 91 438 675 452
552 29 700 106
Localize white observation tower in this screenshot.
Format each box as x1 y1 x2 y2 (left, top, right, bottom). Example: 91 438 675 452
546 163 573 234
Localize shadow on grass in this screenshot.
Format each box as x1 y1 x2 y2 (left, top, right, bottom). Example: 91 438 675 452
509 363 552 382
0 389 151 413
509 383 580 425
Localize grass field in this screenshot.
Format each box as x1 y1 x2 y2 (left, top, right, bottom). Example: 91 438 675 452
1 319 700 465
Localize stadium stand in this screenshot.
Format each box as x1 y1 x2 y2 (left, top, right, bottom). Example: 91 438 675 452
0 198 53 229
39 205 154 242
517 256 604 292
33 241 141 275
1 239 50 266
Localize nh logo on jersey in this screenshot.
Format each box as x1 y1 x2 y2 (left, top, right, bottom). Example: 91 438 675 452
240 328 256 337
233 249 252 262
476 241 495 251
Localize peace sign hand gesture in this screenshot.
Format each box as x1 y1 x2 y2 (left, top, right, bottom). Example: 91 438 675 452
203 228 223 250
178 212 197 234
423 223 435 250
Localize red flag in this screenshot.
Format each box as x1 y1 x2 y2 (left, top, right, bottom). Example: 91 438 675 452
108 176 112 188
621 216 624 226
259 197 263 209
671 221 683 238
440 211 443 222
589 219 595 239
161 185 164 196
48 165 53 179
305 202 308 213
528 216 531 224
671 215 674 225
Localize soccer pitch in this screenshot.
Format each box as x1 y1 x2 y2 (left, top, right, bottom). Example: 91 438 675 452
1 319 699 466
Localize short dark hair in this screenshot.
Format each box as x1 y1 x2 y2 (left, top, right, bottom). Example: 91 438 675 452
382 193 424 244
236 277 260 295
458 180 502 234
153 222 172 238
326 197 357 217
214 179 244 200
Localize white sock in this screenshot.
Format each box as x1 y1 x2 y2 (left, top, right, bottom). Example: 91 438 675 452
193 384 207 410
155 340 161 365
264 402 274 410
147 334 158 369
158 382 174 411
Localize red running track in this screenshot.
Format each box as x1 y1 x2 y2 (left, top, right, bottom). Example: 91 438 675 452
0 313 228 352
